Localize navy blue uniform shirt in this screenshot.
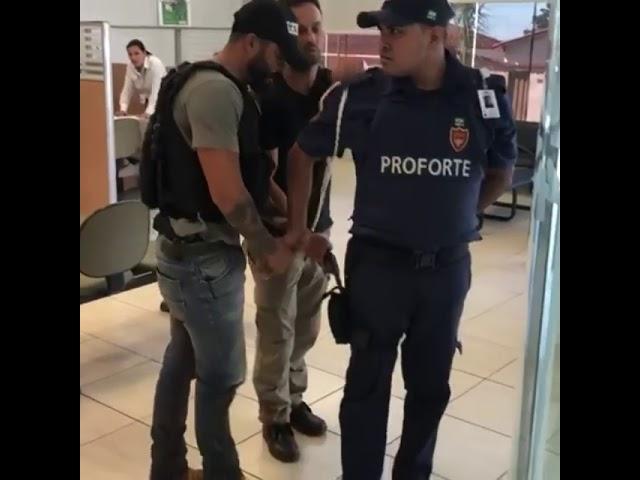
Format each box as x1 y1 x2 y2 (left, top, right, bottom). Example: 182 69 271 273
297 51 517 251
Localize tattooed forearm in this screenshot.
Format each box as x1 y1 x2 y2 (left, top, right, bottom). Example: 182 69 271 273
225 196 277 258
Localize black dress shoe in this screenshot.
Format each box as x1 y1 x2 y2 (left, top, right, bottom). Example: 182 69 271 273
290 402 327 437
262 423 300 463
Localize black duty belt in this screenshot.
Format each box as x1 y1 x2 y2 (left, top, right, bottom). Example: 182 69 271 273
351 236 469 270
154 214 218 246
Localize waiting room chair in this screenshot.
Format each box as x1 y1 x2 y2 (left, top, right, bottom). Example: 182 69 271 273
114 117 142 160
482 120 540 223
114 117 143 194
80 201 150 304
129 217 166 311
129 237 159 289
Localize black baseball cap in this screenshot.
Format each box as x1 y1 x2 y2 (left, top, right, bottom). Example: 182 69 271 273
232 0 310 71
357 0 455 29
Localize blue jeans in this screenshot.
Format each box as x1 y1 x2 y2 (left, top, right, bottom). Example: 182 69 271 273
150 237 247 480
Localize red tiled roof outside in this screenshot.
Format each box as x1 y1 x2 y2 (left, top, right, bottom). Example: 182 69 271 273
476 32 500 49
493 28 548 48
325 29 547 73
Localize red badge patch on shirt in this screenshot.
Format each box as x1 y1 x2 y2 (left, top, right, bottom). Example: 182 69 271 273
450 127 469 153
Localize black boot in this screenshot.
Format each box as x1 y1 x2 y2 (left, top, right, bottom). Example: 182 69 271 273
262 423 300 463
290 402 327 437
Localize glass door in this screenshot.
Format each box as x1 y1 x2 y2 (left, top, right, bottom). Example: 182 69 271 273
511 0 560 478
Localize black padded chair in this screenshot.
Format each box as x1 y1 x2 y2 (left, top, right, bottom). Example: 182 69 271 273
483 120 539 222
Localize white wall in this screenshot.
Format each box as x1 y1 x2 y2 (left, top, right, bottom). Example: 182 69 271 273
80 0 158 25
81 0 244 65
322 0 378 32
80 0 244 28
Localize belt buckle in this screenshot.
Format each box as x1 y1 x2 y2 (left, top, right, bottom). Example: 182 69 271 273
415 252 436 269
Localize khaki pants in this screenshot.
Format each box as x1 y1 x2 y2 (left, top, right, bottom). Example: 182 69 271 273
251 253 328 425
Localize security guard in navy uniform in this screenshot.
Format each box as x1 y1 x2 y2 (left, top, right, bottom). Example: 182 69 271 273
284 0 517 478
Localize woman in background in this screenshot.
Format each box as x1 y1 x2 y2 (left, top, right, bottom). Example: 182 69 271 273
116 39 166 118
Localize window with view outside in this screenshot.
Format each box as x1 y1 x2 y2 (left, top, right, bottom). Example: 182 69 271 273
449 2 550 122
323 2 551 122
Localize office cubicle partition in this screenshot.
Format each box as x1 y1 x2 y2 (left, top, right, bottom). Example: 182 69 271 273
80 21 117 216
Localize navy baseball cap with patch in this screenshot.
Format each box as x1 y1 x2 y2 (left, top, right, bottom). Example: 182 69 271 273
357 0 455 29
232 0 310 71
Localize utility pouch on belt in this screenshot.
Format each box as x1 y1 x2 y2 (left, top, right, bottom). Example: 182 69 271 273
321 250 351 344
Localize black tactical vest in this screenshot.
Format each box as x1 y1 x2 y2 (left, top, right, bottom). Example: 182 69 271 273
140 61 271 225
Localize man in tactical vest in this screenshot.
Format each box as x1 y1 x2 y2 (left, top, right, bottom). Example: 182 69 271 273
141 1 309 479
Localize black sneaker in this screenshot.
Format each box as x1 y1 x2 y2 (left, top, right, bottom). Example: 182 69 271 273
262 423 300 463
290 402 327 437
